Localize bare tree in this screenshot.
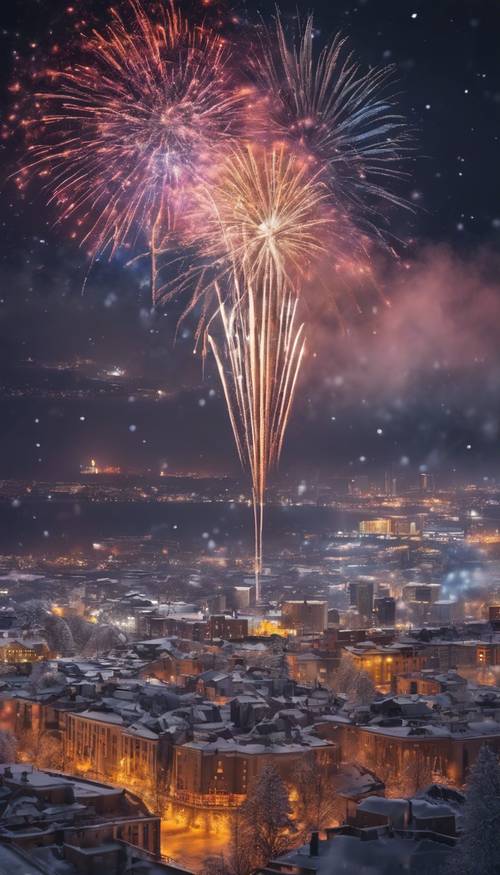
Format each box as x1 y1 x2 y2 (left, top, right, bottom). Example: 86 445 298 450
294 756 336 834
227 807 255 875
37 733 64 771
0 729 17 763
400 750 434 796
332 654 376 706
199 810 254 875
200 856 227 875
16 727 63 771
239 766 295 867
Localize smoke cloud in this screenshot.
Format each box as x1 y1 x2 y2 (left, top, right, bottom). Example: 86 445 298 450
308 244 500 403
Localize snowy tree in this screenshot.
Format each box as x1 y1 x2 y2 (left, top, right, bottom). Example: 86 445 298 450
16 599 50 629
333 655 376 706
239 766 295 866
28 661 66 695
294 755 336 833
0 730 17 763
353 671 376 706
333 655 359 697
45 615 75 655
66 614 94 650
15 602 75 656
82 623 127 656
445 745 500 875
334 654 357 690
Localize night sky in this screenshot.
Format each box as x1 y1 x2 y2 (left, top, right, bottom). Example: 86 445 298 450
1 0 500 484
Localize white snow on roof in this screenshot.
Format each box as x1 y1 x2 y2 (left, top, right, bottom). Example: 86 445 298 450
357 796 408 824
72 710 124 725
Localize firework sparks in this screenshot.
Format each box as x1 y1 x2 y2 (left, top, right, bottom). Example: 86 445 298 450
255 12 411 244
11 4 410 598
16 0 243 302
202 144 332 288
209 275 306 597
195 9 411 590
172 143 339 339
195 144 335 598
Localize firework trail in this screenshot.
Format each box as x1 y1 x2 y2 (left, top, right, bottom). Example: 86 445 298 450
209 276 306 591
197 11 410 593
192 145 335 598
15 0 243 303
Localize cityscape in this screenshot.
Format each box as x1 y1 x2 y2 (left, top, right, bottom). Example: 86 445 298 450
1 1 500 875
0 464 499 872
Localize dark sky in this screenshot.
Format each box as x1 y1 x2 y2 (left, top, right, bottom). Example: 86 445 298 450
1 0 500 485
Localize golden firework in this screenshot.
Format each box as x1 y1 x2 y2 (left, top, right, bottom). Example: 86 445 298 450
196 145 335 598
204 144 331 289
209 275 306 597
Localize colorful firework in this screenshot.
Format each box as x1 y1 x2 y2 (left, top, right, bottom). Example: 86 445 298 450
15 0 244 302
11 4 410 597
254 12 410 244
199 143 333 288
171 141 356 347
193 10 411 591
197 145 335 598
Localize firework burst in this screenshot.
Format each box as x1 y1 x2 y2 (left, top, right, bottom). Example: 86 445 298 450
15 0 244 302
11 4 411 598
172 142 342 336
200 143 333 288
254 12 411 243
193 8 412 590
195 145 335 598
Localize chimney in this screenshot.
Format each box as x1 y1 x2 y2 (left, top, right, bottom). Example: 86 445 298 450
309 831 319 857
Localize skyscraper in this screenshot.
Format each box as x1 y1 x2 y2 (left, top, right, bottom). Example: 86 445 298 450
349 578 375 621
374 596 396 626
